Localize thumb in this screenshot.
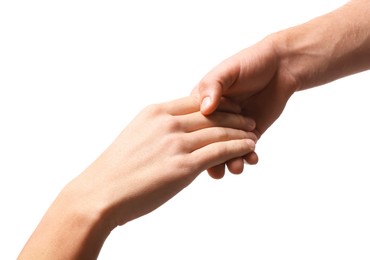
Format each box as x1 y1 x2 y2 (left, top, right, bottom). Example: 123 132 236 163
192 81 222 115
191 56 240 115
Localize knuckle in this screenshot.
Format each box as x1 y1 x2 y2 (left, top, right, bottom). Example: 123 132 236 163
142 103 164 116
246 132 258 142
215 127 230 140
143 104 183 132
162 116 182 132
196 78 217 97
162 133 189 153
214 145 229 159
196 79 209 92
235 114 255 130
174 154 197 174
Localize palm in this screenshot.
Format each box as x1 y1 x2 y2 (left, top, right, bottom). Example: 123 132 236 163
229 69 296 138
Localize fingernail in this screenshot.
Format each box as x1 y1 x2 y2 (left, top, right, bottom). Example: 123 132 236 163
245 139 255 150
201 96 211 113
246 119 256 132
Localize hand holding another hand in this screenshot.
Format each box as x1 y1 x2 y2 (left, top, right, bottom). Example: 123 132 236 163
18 96 257 259
192 36 297 178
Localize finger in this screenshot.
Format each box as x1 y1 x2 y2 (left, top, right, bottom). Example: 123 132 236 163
158 96 241 117
179 111 256 133
208 152 257 179
216 97 241 113
191 138 256 173
191 85 221 116
207 164 226 179
192 57 240 115
244 151 259 165
161 96 200 116
226 157 244 174
185 127 257 152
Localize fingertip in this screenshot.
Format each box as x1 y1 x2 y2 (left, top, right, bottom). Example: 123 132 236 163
245 139 256 150
207 164 226 179
244 152 259 165
201 96 221 116
197 81 222 115
200 96 212 114
226 157 244 174
250 120 256 132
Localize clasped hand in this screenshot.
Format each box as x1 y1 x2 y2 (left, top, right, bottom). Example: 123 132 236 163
73 96 257 229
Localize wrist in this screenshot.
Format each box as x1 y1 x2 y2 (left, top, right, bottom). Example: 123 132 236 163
270 0 370 91
61 171 122 234
19 178 112 260
52 183 112 258
269 23 331 91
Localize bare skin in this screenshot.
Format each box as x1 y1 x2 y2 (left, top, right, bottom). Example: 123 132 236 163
18 0 370 258
18 97 257 260
192 0 370 179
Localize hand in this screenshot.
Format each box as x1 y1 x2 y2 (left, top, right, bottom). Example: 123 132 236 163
19 96 257 259
73 96 257 227
191 35 298 178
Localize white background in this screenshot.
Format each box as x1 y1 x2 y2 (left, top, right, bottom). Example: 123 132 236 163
1 0 369 259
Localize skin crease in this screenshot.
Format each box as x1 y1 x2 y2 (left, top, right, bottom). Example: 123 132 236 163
17 0 370 258
18 96 257 260
193 0 370 179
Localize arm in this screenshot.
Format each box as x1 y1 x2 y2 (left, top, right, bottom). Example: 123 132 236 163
192 0 370 178
18 97 257 259
275 0 370 91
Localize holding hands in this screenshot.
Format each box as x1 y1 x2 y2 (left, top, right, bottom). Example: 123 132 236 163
18 97 257 259
19 1 370 258
192 36 296 178
193 0 370 178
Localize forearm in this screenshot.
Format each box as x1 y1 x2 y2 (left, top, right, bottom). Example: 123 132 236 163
18 179 111 260
18 97 257 259
273 0 370 91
